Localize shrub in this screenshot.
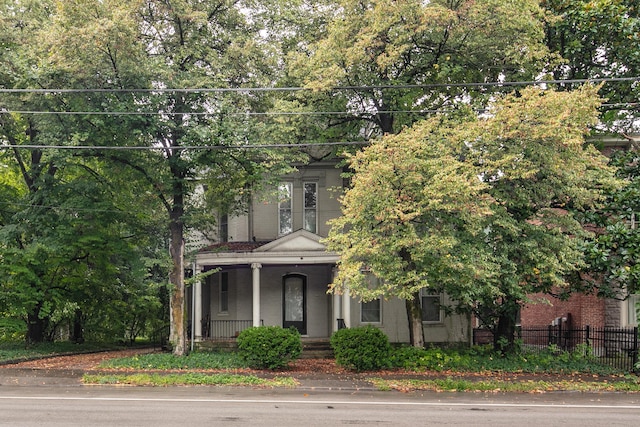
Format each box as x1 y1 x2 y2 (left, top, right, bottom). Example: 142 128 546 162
236 326 302 370
330 326 390 372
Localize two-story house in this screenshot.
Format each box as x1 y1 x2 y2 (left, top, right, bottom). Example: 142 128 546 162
190 154 471 345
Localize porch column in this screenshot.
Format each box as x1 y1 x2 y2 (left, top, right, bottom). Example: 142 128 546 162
333 292 342 333
251 263 262 327
194 264 203 341
331 267 342 333
342 287 351 328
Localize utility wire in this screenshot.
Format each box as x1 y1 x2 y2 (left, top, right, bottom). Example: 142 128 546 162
0 141 371 151
0 103 636 117
0 76 638 94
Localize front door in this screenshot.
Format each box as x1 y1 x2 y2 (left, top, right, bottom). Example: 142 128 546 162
283 274 307 335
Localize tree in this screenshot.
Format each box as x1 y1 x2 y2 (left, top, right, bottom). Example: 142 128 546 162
300 0 554 346
31 0 296 354
291 0 552 135
543 0 640 131
325 114 492 348
0 1 168 344
326 86 617 351
581 146 640 302
461 86 618 351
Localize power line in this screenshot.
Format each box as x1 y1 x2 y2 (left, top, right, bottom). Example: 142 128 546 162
1 102 637 117
0 141 370 151
0 76 638 94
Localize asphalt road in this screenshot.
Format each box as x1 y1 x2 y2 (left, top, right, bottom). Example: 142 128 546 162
0 386 639 426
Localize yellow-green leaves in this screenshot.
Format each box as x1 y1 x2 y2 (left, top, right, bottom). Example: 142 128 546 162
326 86 616 331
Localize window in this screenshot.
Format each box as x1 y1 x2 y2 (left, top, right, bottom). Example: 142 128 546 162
303 182 317 233
421 289 442 323
628 295 639 326
219 272 229 313
278 182 293 235
361 298 381 323
219 213 228 242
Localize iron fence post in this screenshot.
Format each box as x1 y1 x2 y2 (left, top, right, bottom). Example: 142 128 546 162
633 327 638 372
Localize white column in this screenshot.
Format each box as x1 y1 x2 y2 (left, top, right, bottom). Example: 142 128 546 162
251 263 262 327
331 267 341 333
342 287 351 328
194 264 202 341
332 292 342 333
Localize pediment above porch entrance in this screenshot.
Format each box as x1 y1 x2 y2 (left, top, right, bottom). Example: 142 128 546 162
195 229 339 266
255 229 326 252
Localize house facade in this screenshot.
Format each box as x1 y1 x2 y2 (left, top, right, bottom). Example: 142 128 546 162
191 157 471 345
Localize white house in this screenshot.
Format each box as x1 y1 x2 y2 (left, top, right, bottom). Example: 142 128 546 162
191 155 471 345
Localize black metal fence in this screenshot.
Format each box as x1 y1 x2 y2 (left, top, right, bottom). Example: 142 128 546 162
204 320 260 340
473 325 639 372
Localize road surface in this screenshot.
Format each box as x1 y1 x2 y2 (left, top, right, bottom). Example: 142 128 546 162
0 386 639 426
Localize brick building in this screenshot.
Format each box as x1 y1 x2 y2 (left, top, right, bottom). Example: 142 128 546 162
520 134 638 329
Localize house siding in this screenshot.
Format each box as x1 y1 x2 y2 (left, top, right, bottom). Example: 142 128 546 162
347 296 470 345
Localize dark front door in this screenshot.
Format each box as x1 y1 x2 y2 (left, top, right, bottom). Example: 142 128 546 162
283 274 307 335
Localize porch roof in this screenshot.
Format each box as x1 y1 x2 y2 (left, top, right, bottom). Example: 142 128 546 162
195 229 340 266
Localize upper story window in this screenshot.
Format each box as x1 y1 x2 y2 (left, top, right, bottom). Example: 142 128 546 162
278 182 293 235
219 213 228 242
303 182 317 233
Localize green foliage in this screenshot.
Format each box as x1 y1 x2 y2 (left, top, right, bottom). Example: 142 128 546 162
327 86 616 351
236 326 302 370
330 326 391 372
99 351 246 370
543 0 640 130
386 344 620 375
0 317 26 342
370 376 640 393
83 372 297 387
581 149 640 298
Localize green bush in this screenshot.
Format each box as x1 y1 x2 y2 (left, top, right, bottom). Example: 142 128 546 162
236 326 302 370
330 326 390 372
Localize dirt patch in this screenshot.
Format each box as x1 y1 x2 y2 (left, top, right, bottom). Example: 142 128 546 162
0 348 158 370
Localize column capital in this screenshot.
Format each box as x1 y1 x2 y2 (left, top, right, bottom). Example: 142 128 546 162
251 263 262 270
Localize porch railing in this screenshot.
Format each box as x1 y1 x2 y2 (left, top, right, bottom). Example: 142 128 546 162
204 319 262 340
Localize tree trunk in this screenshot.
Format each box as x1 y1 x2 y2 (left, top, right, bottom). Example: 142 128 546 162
26 310 47 344
71 309 85 344
405 292 424 348
494 300 519 354
169 217 186 356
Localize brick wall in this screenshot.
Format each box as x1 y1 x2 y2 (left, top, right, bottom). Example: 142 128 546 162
521 292 606 328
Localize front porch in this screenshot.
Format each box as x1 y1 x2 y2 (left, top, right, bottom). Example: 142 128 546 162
191 230 346 342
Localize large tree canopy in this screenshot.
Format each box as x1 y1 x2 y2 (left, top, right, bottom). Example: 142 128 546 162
290 0 552 135
326 86 618 350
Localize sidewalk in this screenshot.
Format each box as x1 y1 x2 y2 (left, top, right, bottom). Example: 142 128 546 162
0 366 381 390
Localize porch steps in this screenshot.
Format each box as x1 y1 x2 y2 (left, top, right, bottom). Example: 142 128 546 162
300 339 333 359
195 338 333 359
